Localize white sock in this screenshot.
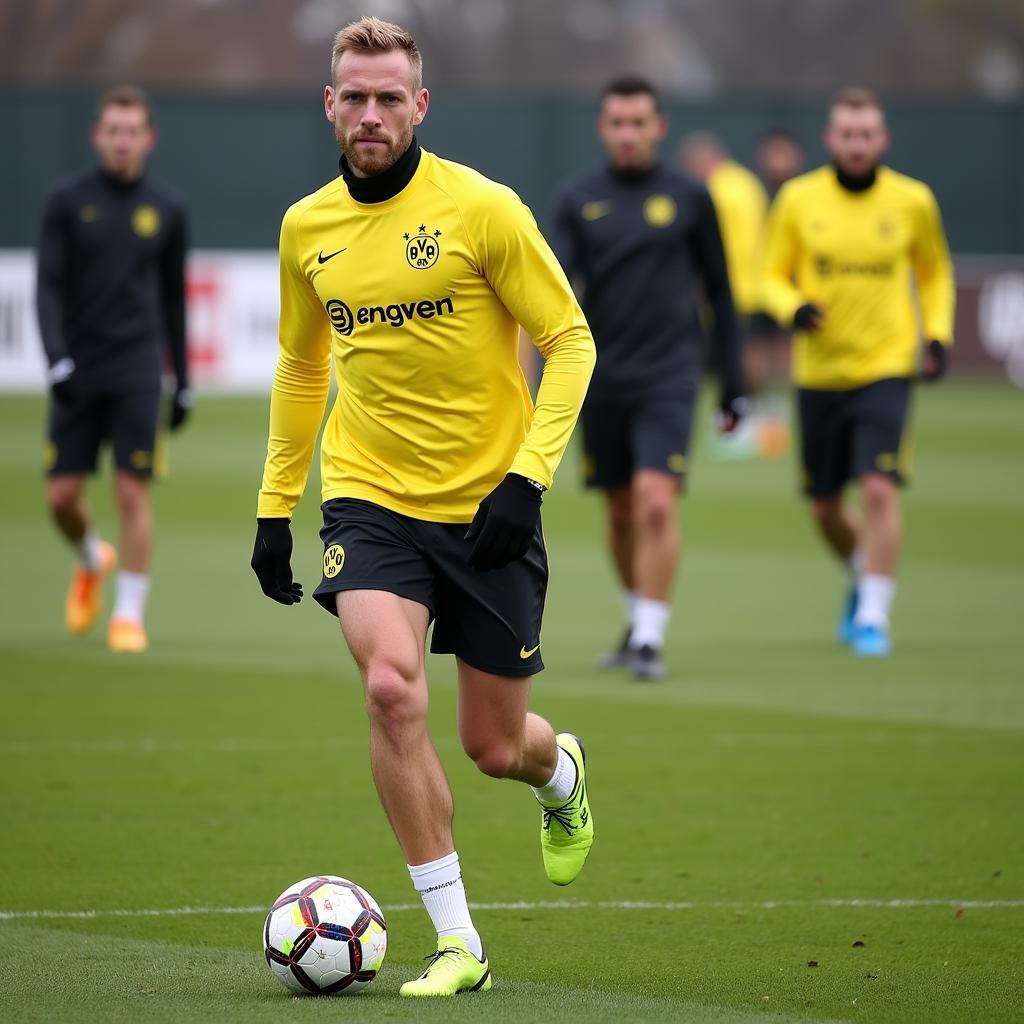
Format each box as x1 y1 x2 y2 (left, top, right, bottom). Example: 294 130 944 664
631 597 670 649
847 548 865 580
77 531 103 572
531 745 577 805
854 574 895 629
408 852 482 959
621 589 637 626
112 571 150 625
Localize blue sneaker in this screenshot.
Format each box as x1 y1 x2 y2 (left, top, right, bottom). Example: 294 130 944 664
837 586 858 645
852 623 891 657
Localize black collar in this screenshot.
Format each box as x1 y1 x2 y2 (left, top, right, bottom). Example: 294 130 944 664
339 136 421 203
97 167 145 194
608 160 660 184
833 163 878 193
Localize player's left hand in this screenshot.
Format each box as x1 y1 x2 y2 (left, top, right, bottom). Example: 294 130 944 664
920 339 949 382
169 387 194 431
717 389 750 434
465 473 543 570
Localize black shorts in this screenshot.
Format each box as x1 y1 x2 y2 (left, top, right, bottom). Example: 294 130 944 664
46 387 162 478
797 377 912 497
312 498 548 677
580 387 697 490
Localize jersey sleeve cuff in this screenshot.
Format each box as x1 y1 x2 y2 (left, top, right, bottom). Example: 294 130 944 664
508 453 552 490
256 492 296 519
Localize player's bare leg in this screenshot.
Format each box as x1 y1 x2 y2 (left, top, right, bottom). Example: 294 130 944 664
850 472 901 654
338 589 452 863
458 662 593 887
338 589 486 991
48 473 116 633
809 492 860 561
629 469 680 678
599 486 636 667
108 470 153 651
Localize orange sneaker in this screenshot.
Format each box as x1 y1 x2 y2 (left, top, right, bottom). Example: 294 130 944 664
65 541 117 634
107 617 148 653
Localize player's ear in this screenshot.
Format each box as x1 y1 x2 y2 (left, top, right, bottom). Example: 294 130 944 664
412 88 429 126
324 86 336 124
655 113 669 140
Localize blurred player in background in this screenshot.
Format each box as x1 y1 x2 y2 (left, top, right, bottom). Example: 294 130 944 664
757 128 805 199
761 87 954 656
550 78 745 681
251 17 595 996
679 132 789 459
36 85 191 654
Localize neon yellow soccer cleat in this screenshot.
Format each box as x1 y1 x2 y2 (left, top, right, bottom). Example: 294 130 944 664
399 936 492 997
540 733 594 886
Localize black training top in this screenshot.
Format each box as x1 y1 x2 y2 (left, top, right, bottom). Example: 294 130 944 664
549 161 741 402
35 167 188 392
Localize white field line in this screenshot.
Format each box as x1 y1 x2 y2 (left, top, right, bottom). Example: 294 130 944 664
2 897 1022 922
0 732 948 755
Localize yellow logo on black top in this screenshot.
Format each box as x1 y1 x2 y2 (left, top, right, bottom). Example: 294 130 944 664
80 205 98 223
323 544 346 579
582 200 612 221
132 205 161 238
404 224 442 269
643 195 676 228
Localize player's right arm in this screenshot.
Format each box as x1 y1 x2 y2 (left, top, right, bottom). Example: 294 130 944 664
35 188 76 397
761 184 821 330
252 204 332 605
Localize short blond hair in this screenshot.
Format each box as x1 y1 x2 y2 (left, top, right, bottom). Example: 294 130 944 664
331 16 422 90
830 86 885 117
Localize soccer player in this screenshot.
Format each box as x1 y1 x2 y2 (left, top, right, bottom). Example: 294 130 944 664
36 85 191 654
757 128 805 200
761 87 954 656
549 78 745 681
250 18 596 997
678 132 787 458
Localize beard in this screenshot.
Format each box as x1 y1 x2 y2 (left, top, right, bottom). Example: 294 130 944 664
335 119 414 178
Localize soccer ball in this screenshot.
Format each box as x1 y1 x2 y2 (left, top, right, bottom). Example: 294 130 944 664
263 875 387 995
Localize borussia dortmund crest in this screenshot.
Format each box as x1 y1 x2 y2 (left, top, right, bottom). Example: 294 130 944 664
132 204 161 238
404 224 442 269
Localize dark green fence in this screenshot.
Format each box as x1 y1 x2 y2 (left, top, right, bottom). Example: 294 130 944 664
3 89 1022 253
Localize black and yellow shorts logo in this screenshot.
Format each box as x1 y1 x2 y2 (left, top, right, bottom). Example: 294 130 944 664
323 544 346 579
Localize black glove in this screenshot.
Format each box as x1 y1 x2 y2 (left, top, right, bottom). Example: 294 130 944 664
920 339 949 382
251 518 303 605
47 357 76 403
170 386 194 431
465 473 543 570
718 388 749 434
793 303 825 332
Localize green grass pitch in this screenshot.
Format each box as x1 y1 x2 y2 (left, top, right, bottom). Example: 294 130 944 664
0 382 1021 1023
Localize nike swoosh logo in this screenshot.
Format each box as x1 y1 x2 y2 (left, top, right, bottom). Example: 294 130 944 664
582 200 612 221
520 644 541 659
317 248 347 264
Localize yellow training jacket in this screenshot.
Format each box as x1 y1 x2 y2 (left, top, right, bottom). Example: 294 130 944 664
707 159 769 315
257 149 595 523
761 165 954 389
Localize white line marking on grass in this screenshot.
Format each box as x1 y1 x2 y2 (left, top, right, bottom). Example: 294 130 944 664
3 897 1022 922
0 738 371 755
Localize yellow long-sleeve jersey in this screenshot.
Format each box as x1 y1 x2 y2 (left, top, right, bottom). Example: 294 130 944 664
257 149 595 523
707 159 769 315
761 165 955 389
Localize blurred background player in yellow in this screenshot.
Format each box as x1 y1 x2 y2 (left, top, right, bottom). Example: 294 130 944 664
36 86 191 653
761 87 955 656
679 131 790 459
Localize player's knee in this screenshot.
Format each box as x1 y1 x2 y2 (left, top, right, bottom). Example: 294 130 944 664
363 662 425 735
606 491 632 535
635 492 673 533
810 496 841 528
114 473 149 517
860 473 896 512
467 740 520 780
46 478 80 515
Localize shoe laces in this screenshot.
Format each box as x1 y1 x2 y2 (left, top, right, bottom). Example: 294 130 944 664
422 946 465 971
542 800 579 835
